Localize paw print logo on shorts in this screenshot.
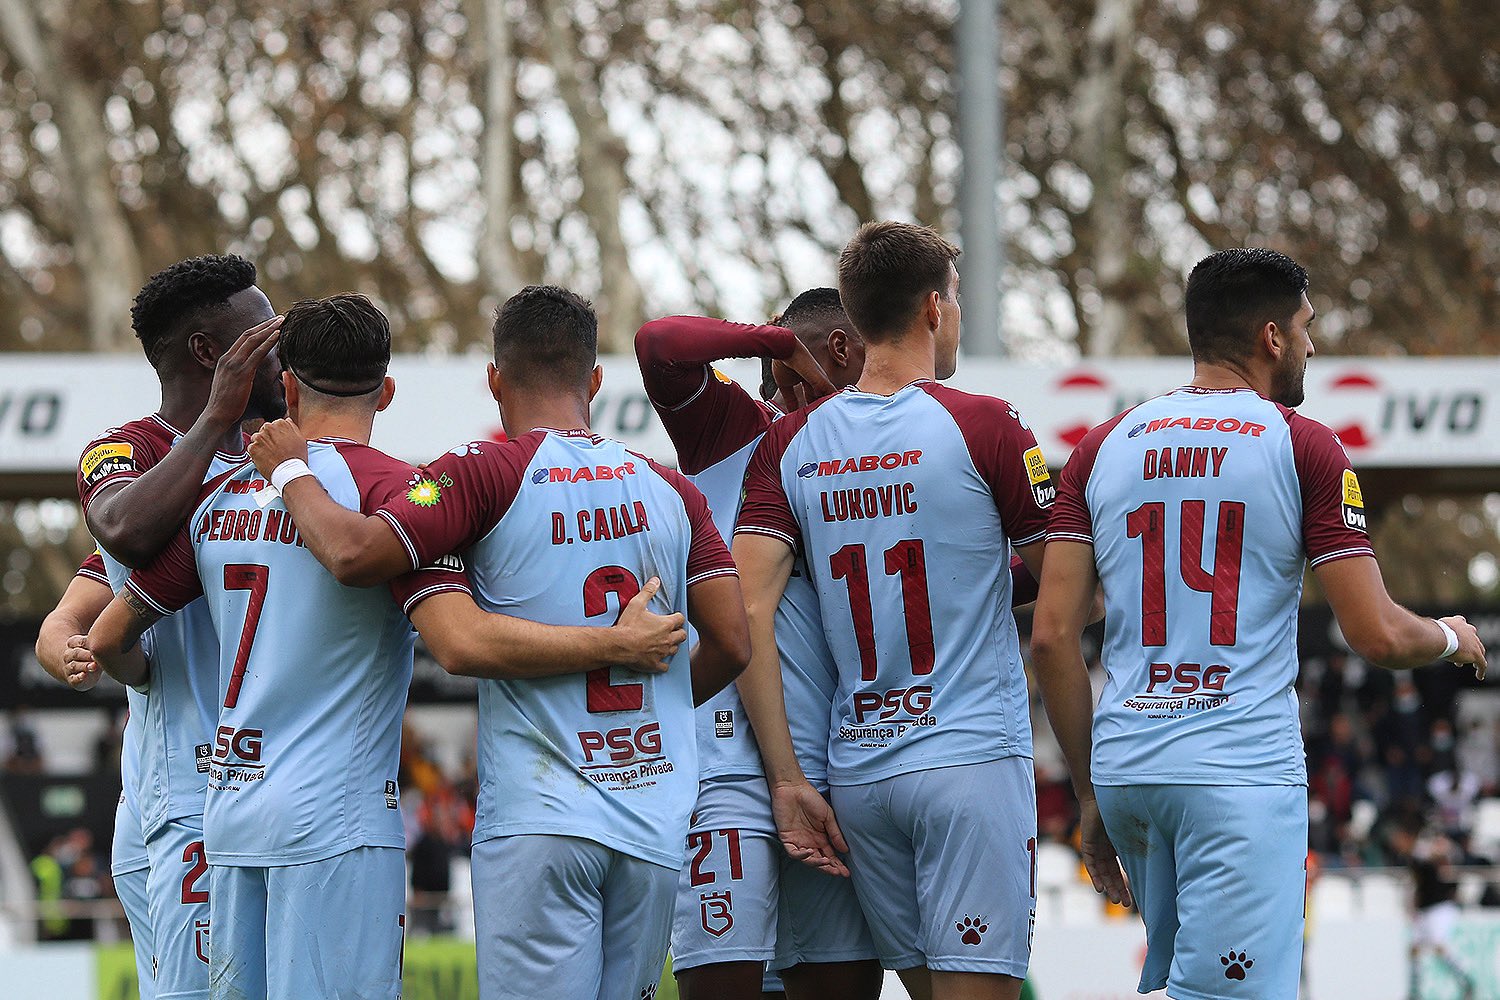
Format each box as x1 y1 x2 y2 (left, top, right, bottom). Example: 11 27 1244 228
1220 950 1254 980
956 915 989 945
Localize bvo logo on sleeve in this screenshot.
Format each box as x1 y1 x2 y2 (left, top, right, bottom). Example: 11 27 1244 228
1341 469 1367 531
1023 446 1055 508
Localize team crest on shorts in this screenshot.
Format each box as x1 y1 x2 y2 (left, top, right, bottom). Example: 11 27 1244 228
699 890 734 937
194 919 211 965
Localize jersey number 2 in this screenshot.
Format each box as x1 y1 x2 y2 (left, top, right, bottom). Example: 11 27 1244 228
222 564 269 708
1125 500 1245 647
582 565 645 712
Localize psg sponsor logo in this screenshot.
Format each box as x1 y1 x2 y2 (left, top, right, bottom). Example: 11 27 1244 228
796 462 818 478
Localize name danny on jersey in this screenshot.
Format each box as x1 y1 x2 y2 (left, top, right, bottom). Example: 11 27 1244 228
1142 446 1229 481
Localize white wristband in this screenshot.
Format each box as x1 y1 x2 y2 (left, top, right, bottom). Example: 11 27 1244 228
1434 618 1460 660
270 458 314 493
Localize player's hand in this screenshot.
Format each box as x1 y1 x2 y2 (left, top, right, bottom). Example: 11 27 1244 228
782 339 838 402
204 315 282 429
770 779 850 877
249 418 309 478
1079 797 1132 908
61 634 101 691
614 577 686 674
1440 615 1486 680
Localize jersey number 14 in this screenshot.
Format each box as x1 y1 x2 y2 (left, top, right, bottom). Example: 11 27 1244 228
1125 500 1245 647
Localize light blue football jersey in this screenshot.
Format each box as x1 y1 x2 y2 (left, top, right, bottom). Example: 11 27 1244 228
1050 388 1374 786
374 430 737 869
125 438 468 866
77 415 243 841
690 432 840 788
737 382 1055 785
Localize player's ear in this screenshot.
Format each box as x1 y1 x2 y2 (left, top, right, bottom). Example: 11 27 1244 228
375 376 396 412
186 331 219 373
1261 319 1284 361
588 364 603 402
486 362 504 404
925 289 943 332
282 375 301 424
828 328 849 366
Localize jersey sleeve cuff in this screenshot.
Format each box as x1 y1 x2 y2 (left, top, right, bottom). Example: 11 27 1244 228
685 566 739 588
1012 528 1048 547
374 508 423 571
732 524 797 547
401 581 472 615
81 471 142 513
1046 531 1095 545
77 567 110 585
124 579 173 618
1309 546 1376 568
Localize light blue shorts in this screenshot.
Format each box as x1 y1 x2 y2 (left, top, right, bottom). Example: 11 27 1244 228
670 775 875 976
473 834 675 1000
145 816 210 999
116 864 156 1000
209 846 405 1000
1095 784 1308 1000
831 757 1037 976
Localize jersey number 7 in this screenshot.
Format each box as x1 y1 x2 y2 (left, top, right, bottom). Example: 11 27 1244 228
222 563 269 708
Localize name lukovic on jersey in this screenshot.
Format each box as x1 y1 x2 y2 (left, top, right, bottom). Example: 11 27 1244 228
805 450 924 522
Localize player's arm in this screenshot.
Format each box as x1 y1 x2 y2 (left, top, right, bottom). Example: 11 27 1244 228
733 532 849 876
86 589 164 688
410 578 687 680
1316 557 1484 675
1029 539 1132 907
247 419 410 586
87 318 281 567
685 574 750 706
36 572 116 691
635 315 833 409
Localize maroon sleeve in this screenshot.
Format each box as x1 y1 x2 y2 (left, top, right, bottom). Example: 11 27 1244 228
332 442 476 609
372 436 541 571
923 385 1053 546
646 460 739 586
635 316 790 475
1287 412 1376 567
77 552 110 586
76 420 173 514
1009 555 1040 605
124 522 203 616
732 410 807 549
1047 409 1132 545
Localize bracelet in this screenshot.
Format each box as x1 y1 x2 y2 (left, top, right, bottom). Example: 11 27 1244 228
1433 619 1460 660
270 458 314 493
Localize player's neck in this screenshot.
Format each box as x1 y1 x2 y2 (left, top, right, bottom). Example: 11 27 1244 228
501 398 592 438
1189 360 1267 397
294 410 374 446
855 341 934 395
157 376 245 454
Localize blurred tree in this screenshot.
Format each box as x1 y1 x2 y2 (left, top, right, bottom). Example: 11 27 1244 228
2 0 1499 610
0 0 1495 355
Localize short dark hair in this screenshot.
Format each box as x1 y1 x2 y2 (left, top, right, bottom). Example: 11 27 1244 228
836 222 960 341
279 293 390 394
778 287 848 338
130 255 258 368
492 285 598 389
1184 249 1310 366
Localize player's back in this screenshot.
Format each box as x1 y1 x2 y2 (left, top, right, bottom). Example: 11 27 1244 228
183 440 417 865
740 382 1053 784
1062 388 1369 785
461 430 708 868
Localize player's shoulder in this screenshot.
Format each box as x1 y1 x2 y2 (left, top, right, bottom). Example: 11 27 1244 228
79 413 174 469
760 392 838 450
915 381 1033 433
1275 406 1352 463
